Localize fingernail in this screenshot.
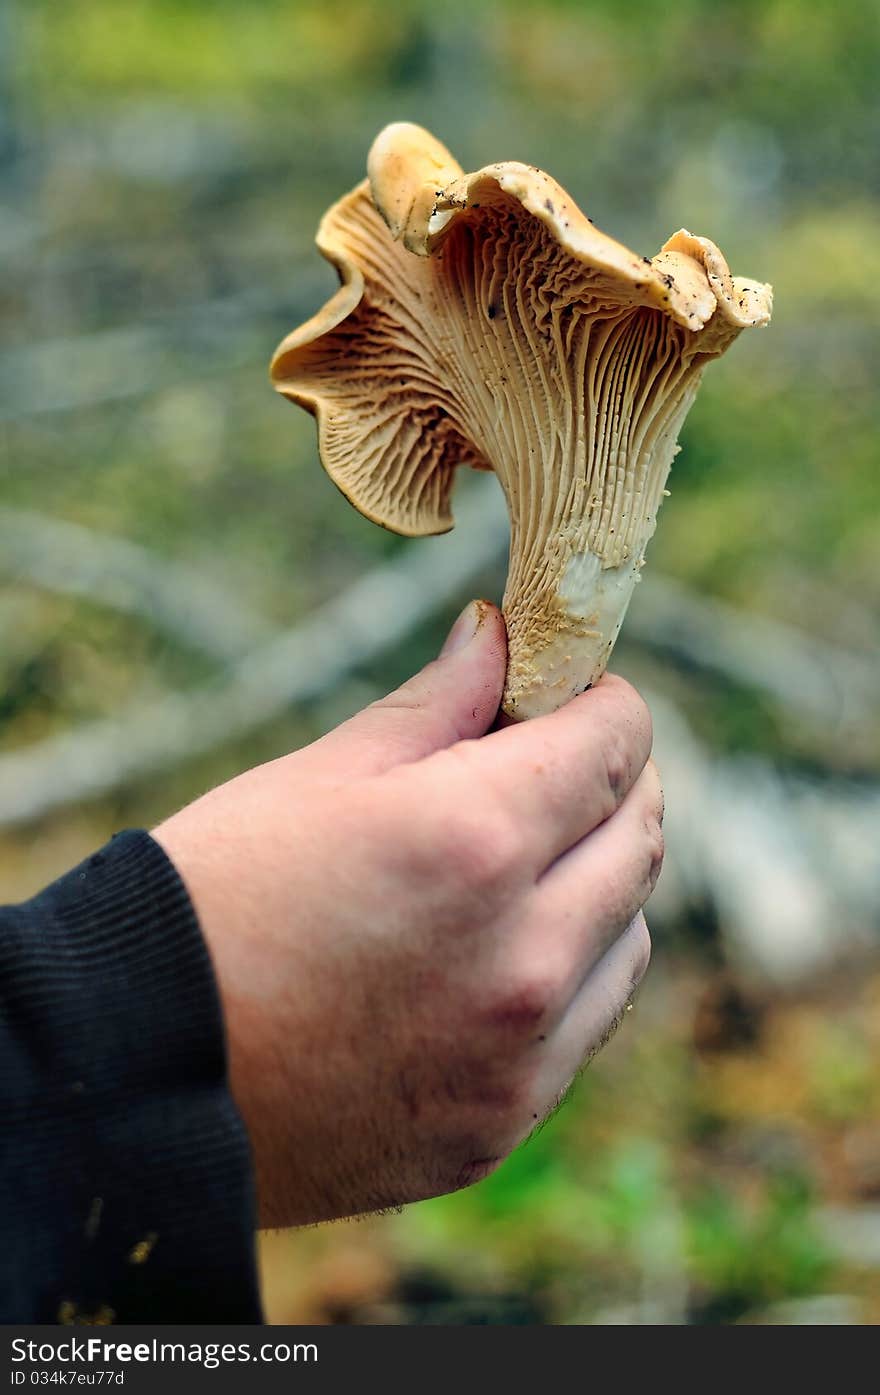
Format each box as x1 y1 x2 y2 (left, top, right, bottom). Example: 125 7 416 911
440 600 482 657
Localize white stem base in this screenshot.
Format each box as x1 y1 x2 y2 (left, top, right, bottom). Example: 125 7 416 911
502 550 642 720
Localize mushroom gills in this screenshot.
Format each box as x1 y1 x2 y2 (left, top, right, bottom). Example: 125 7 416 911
271 122 772 718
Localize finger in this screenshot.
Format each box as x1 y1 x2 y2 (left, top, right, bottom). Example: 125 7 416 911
525 759 664 996
436 673 653 873
534 913 651 1111
305 600 507 779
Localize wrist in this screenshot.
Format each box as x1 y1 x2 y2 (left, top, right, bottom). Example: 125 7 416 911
151 812 308 1228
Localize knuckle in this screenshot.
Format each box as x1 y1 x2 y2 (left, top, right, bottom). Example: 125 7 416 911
432 1057 550 1195
644 820 665 890
600 723 634 811
468 1068 530 1120
603 675 653 749
632 688 653 750
486 966 563 1036
434 1139 506 1197
448 1153 506 1194
644 757 665 817
445 810 522 894
632 916 652 980
433 1076 537 1194
622 679 653 748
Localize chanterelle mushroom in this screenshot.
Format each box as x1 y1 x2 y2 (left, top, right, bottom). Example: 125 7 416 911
272 122 772 718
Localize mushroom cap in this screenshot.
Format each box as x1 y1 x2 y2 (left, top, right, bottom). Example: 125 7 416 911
271 122 771 715
272 123 770 537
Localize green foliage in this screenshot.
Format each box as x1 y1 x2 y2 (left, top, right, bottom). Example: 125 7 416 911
807 1024 875 1124
687 1174 830 1320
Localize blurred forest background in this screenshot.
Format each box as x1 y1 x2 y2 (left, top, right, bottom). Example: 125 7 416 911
1 0 878 1325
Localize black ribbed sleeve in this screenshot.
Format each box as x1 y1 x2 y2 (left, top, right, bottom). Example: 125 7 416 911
0 830 262 1323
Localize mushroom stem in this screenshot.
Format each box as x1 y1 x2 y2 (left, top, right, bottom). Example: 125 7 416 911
498 365 703 719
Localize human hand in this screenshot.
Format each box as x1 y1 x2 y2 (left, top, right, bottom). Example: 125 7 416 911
152 600 662 1228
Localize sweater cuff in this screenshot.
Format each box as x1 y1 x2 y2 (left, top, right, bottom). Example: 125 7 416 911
0 829 262 1323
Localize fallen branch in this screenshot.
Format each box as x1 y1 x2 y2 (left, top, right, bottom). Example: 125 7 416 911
628 571 878 731
0 507 276 660
0 477 509 825
0 281 322 421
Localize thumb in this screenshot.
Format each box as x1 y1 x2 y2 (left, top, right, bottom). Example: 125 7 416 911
311 599 507 778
